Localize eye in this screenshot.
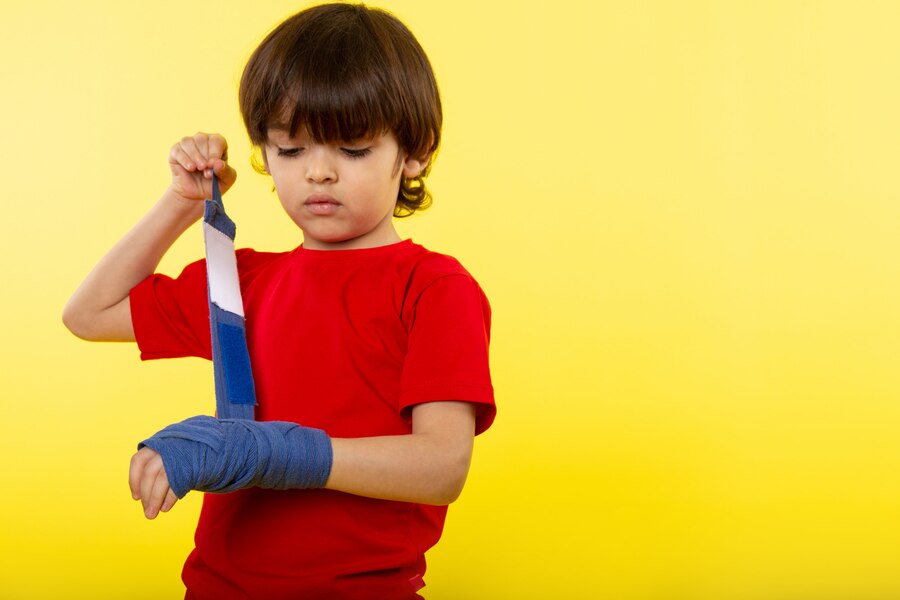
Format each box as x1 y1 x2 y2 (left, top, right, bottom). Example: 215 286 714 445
277 147 303 157
341 147 372 159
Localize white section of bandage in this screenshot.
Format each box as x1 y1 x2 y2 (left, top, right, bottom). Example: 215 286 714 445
203 221 244 317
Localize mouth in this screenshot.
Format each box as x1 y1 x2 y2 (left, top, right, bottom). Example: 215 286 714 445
304 194 341 215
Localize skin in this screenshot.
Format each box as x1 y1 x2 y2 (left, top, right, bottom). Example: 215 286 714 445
264 127 425 251
64 132 476 519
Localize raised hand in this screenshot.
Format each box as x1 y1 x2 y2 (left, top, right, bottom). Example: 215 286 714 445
168 132 237 201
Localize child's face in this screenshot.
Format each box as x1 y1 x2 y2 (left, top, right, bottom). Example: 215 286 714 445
264 129 427 250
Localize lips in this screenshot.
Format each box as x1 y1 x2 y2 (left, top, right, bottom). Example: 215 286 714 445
304 194 341 216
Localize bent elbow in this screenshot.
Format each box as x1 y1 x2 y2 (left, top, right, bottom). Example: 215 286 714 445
62 295 133 342
436 480 466 506
425 454 472 506
62 300 91 340
62 298 106 341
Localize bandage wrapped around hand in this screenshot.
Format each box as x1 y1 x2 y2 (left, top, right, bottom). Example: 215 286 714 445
138 415 333 498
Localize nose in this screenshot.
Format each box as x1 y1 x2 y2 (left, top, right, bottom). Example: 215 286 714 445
305 147 337 183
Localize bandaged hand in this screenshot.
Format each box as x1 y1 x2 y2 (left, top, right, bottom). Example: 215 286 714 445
137 415 333 500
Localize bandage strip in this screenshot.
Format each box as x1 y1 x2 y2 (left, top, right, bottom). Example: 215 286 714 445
139 415 333 498
204 174 256 420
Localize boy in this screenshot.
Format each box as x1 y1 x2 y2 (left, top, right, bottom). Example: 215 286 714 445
63 3 494 598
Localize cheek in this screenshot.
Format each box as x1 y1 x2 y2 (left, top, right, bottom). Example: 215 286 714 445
269 170 293 195
270 179 295 212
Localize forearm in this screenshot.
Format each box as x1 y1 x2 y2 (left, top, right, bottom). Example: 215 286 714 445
63 189 203 341
133 402 478 517
326 431 474 506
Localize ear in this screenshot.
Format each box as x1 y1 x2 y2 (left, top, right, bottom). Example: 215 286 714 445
401 151 432 179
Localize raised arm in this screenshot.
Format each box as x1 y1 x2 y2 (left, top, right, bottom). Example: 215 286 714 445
63 133 236 341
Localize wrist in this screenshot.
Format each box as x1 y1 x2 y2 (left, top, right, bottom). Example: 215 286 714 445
160 188 206 219
138 416 334 498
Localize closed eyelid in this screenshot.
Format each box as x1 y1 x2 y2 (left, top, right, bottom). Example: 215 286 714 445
340 147 372 158
276 146 303 157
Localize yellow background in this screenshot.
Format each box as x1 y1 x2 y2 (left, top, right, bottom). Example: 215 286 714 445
2 1 900 598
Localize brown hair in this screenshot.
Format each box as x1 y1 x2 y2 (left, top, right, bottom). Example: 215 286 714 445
239 3 442 217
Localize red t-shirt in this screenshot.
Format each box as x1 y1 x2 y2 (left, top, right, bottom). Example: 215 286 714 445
129 239 495 599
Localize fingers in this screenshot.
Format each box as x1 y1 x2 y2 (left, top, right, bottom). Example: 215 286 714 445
129 447 154 500
129 447 178 519
216 160 238 190
160 489 179 514
145 466 173 519
170 132 228 174
168 132 237 200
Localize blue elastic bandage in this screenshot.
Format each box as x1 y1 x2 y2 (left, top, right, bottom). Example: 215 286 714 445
134 177 333 498
204 174 256 419
139 415 333 498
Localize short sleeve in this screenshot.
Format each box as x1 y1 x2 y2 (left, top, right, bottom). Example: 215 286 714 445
399 274 496 435
129 259 212 361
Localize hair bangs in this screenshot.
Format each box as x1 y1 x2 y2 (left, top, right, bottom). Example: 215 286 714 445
275 60 397 145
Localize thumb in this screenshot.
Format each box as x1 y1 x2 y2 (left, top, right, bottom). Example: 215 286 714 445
160 489 179 513
213 160 238 193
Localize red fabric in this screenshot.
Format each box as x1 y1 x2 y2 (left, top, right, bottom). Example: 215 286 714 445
130 240 494 598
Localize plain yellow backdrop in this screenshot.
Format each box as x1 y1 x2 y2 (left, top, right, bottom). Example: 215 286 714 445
2 1 900 598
